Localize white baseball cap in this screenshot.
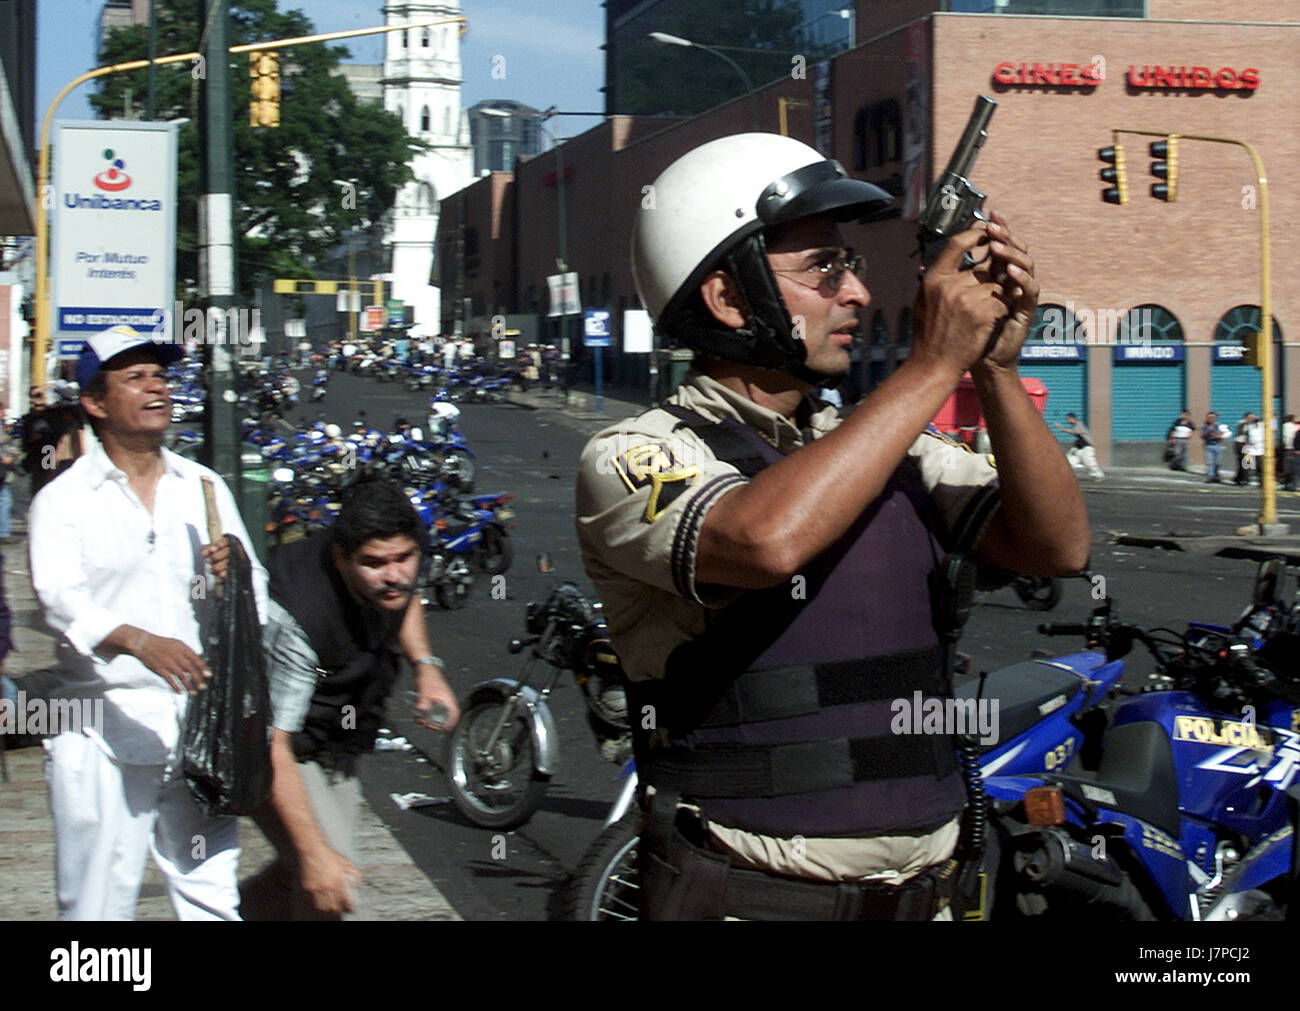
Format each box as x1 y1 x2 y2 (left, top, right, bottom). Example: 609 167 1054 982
77 325 183 389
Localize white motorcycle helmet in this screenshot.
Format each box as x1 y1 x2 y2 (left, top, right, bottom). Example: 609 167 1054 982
632 133 894 381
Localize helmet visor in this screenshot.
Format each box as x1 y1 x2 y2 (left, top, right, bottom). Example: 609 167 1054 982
756 159 895 228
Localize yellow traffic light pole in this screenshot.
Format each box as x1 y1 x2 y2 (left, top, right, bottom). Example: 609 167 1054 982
1107 128 1279 533
31 16 467 388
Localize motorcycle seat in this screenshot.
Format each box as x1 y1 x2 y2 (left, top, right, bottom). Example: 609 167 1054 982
956 660 1084 745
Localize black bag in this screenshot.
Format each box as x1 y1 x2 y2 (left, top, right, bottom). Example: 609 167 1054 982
182 535 273 817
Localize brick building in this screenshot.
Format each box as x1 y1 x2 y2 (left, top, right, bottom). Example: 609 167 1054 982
437 0 1298 464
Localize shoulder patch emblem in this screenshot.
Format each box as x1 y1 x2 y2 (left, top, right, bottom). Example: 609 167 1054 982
613 441 691 493
644 467 701 523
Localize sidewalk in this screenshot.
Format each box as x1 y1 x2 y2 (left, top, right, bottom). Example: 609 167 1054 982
0 516 459 921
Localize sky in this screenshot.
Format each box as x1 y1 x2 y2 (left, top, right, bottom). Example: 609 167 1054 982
36 0 608 141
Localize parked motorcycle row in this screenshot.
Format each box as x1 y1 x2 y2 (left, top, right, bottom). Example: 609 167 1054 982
333 341 559 403
238 412 514 609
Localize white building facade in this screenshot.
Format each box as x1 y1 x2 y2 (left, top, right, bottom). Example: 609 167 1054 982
381 1 473 336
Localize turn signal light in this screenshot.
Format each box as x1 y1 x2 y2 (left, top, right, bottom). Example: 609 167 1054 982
1024 785 1066 825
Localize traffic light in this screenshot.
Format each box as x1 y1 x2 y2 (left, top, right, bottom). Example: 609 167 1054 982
1098 144 1127 204
1149 135 1178 201
249 51 280 128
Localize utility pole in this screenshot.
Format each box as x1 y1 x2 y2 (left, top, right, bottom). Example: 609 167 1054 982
197 0 240 494
146 0 157 119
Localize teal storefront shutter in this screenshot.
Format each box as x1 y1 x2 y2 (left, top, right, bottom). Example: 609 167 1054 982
1211 362 1262 426
1017 363 1086 443
1111 361 1185 440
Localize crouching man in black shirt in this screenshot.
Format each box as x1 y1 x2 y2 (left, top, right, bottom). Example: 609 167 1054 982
246 478 460 919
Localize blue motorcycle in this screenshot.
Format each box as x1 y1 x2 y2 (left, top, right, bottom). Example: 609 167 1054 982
560 561 1300 921
983 562 1299 921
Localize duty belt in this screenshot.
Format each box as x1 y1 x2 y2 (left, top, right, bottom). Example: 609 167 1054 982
640 793 961 921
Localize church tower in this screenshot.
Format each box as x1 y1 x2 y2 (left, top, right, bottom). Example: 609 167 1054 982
381 2 473 335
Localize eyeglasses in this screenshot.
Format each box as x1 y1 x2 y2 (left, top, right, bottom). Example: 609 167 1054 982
771 252 865 294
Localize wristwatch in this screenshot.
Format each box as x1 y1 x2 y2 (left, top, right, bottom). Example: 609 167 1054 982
413 656 444 669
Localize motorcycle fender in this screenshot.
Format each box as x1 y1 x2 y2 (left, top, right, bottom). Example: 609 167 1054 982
1201 824 1295 919
465 678 559 777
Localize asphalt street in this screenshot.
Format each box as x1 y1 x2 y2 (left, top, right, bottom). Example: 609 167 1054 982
276 368 1294 920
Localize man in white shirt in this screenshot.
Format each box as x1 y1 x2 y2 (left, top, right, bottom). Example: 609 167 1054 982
28 325 268 920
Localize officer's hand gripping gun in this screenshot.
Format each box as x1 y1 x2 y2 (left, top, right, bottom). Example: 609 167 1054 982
917 95 997 270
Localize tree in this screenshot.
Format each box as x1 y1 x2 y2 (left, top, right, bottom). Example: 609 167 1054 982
92 0 426 299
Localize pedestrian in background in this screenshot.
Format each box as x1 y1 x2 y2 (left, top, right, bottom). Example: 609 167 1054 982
1233 412 1254 485
1200 411 1229 483
1056 412 1105 480
1281 414 1297 491
0 407 14 541
1166 409 1193 471
1244 413 1266 486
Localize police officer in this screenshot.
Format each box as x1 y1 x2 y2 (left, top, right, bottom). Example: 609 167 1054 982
575 133 1089 920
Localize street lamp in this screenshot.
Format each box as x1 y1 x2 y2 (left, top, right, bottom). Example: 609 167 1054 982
794 7 855 53
647 32 758 131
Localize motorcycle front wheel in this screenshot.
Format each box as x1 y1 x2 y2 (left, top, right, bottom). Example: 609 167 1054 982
440 448 475 492
448 698 550 829
558 814 641 921
435 557 473 610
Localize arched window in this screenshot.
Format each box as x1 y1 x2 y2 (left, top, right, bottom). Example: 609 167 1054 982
1214 305 1283 345
422 28 430 48
396 105 404 129
413 182 435 215
421 106 430 133
402 29 408 48
1117 303 1183 345
444 108 451 136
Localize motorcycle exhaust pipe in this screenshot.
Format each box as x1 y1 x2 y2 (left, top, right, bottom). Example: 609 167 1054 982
1014 828 1155 919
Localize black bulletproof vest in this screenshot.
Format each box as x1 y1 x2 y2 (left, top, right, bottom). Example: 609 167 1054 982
269 529 405 764
633 405 966 838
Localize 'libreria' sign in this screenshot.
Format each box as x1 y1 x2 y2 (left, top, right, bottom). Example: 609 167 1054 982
52 122 177 350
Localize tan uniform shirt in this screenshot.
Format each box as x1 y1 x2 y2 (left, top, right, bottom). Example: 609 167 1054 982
575 371 1001 881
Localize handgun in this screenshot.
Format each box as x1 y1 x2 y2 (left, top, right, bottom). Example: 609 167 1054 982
917 95 997 270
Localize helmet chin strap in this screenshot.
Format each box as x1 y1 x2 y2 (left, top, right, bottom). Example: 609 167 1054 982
720 236 835 388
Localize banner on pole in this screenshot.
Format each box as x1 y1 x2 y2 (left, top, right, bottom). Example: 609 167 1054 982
547 272 581 317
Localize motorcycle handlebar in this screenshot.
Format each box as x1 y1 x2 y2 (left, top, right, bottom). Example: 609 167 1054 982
509 635 541 655
1038 623 1088 636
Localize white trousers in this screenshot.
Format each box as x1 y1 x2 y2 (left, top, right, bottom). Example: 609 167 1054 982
44 731 241 921
1066 445 1105 479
